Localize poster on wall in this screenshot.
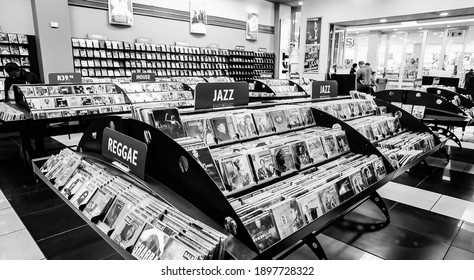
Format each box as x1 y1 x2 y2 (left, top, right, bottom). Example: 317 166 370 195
305 17 321 45
304 44 320 73
246 12 259 41
108 0 133 26
190 1 207 35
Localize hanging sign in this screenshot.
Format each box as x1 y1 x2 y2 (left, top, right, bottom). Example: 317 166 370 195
312 80 338 99
102 128 148 179
131 73 156 82
195 82 249 109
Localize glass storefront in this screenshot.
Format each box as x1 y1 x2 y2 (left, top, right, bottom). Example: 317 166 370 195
331 25 474 88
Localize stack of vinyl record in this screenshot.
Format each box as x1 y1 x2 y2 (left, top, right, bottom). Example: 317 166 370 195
377 132 436 168
0 102 27 121
347 114 403 142
300 98 377 121
228 153 387 252
39 149 227 260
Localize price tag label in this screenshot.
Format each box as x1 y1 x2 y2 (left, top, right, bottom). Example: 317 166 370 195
312 80 338 99
131 73 156 82
195 82 249 110
48 73 82 84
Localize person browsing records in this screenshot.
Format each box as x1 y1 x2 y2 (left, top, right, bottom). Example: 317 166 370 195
355 61 373 94
3 62 41 102
349 63 357 74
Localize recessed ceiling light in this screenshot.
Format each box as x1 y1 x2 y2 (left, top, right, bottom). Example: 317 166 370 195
392 35 396 37
380 19 387 23
393 29 398 31
433 33 437 35
440 12 449 16
418 27 423 29
298 1 303 5
356 31 360 34
447 25 451 27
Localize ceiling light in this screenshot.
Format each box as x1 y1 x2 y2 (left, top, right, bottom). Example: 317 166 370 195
298 1 303 5
447 25 451 27
347 18 474 32
401 21 418 26
380 19 387 23
433 33 437 35
392 35 396 37
440 12 449 16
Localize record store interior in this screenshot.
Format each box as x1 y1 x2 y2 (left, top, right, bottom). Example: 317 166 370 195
1 0 474 260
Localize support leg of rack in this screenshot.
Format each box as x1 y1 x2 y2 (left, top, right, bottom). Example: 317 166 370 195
303 234 328 260
369 191 390 226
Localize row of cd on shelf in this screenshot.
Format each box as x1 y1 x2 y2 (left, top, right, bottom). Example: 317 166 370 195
0 56 30 69
72 37 274 57
74 58 229 70
39 149 227 260
0 33 29 44
0 45 29 56
73 48 230 63
75 68 228 78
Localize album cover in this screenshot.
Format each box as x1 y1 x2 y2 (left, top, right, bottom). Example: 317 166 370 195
321 134 338 158
290 141 312 169
8 33 18 44
55 98 69 108
17 34 28 44
296 190 323 224
68 96 81 107
244 212 280 252
70 182 98 208
210 116 237 144
269 110 289 132
0 33 8 43
335 132 350 153
299 107 315 126
317 183 340 213
349 102 361 117
252 111 275 135
81 97 93 106
34 86 48 96
83 188 114 220
372 158 387 180
221 155 256 191
270 144 296 175
111 211 146 249
100 196 132 232
20 57 30 66
340 103 352 119
334 176 355 202
305 136 327 163
233 112 258 139
361 162 378 186
249 149 277 182
189 147 226 193
152 108 186 139
285 108 303 128
131 222 170 260
39 98 55 109
59 86 73 95
183 119 205 142
92 96 105 106
0 45 11 55
9 45 20 55
412 105 426 120
269 199 305 239
348 170 367 194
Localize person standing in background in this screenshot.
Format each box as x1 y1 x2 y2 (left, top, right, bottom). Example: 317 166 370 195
3 62 41 102
465 69 474 90
350 63 358 74
356 61 373 94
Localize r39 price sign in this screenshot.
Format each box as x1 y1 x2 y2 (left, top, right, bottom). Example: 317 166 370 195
48 73 82 84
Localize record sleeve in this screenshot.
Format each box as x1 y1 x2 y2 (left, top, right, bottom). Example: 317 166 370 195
321 134 338 158
269 199 304 239
305 136 327 163
210 116 237 144
249 149 277 182
244 212 280 252
189 147 227 192
221 155 256 191
83 188 114 220
270 144 296 176
361 162 378 186
317 183 340 213
269 110 289 132
111 211 146 249
233 112 258 139
183 119 205 142
372 158 387 180
152 107 186 139
348 170 367 194
335 132 350 153
290 141 312 169
298 107 315 126
334 176 355 202
412 105 425 120
296 190 323 224
285 108 303 128
252 111 275 135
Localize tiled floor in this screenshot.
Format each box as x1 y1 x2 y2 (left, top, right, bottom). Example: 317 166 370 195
3 128 474 260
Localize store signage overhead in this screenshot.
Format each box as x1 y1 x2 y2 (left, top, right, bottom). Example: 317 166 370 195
195 82 249 109
312 80 338 99
48 73 82 84
235 45 246 51
131 73 156 82
102 128 148 179
258 47 267 52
